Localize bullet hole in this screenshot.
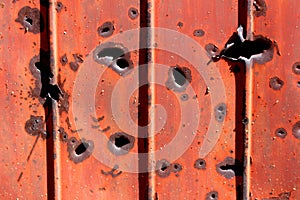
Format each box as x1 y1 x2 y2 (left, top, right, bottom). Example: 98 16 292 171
253 0 267 17
297 81 300 88
194 158 206 170
97 21 114 38
205 43 220 59
156 159 171 178
128 7 139 19
216 157 242 179
166 65 192 92
275 128 287 139
177 22 183 28
69 62 79 72
211 26 278 65
97 47 125 61
55 2 64 12
292 62 300 75
116 58 130 69
193 29 205 37
15 6 44 34
25 115 45 136
171 163 182 173
59 54 68 66
242 117 249 125
58 127 68 142
215 103 227 122
292 121 300 139
68 137 94 164
180 94 189 101
269 76 284 90
108 132 135 155
93 43 133 76
206 191 219 200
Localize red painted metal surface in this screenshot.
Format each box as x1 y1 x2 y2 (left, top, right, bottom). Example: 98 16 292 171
0 1 47 199
1 0 300 199
248 0 300 199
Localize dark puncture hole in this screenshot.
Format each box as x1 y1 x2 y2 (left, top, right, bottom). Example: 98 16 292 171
206 191 219 200
172 163 182 172
275 128 287 138
115 135 130 148
172 67 187 86
116 58 129 69
108 132 135 155
24 16 33 25
194 158 206 170
97 21 114 37
75 142 89 155
292 121 300 139
97 47 125 61
156 159 171 177
193 29 205 37
128 7 139 19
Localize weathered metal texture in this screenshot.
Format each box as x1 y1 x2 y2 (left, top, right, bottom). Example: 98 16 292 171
149 0 243 199
52 0 140 199
248 0 300 199
0 1 48 199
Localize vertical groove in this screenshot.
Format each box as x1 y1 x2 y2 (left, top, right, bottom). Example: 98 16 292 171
138 0 150 199
40 1 55 199
237 1 250 199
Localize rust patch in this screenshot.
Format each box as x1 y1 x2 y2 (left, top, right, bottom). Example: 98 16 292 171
253 0 267 17
269 76 284 91
15 6 44 34
262 192 291 200
25 115 45 136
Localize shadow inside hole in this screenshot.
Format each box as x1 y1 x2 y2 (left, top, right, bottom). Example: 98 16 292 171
75 142 89 155
115 135 130 147
24 16 33 25
172 67 187 86
97 47 125 60
108 132 135 155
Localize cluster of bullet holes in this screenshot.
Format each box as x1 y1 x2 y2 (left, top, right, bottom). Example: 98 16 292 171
206 191 219 200
216 157 242 179
194 158 206 170
107 132 135 155
58 127 68 142
93 42 133 76
25 115 46 138
68 54 84 72
155 159 182 178
293 62 300 88
214 103 227 122
165 65 192 92
15 6 44 34
98 21 114 38
67 137 94 164
128 7 139 20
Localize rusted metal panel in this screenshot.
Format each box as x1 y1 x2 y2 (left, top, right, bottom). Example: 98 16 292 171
53 0 140 199
248 0 300 199
0 1 48 199
149 0 243 199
